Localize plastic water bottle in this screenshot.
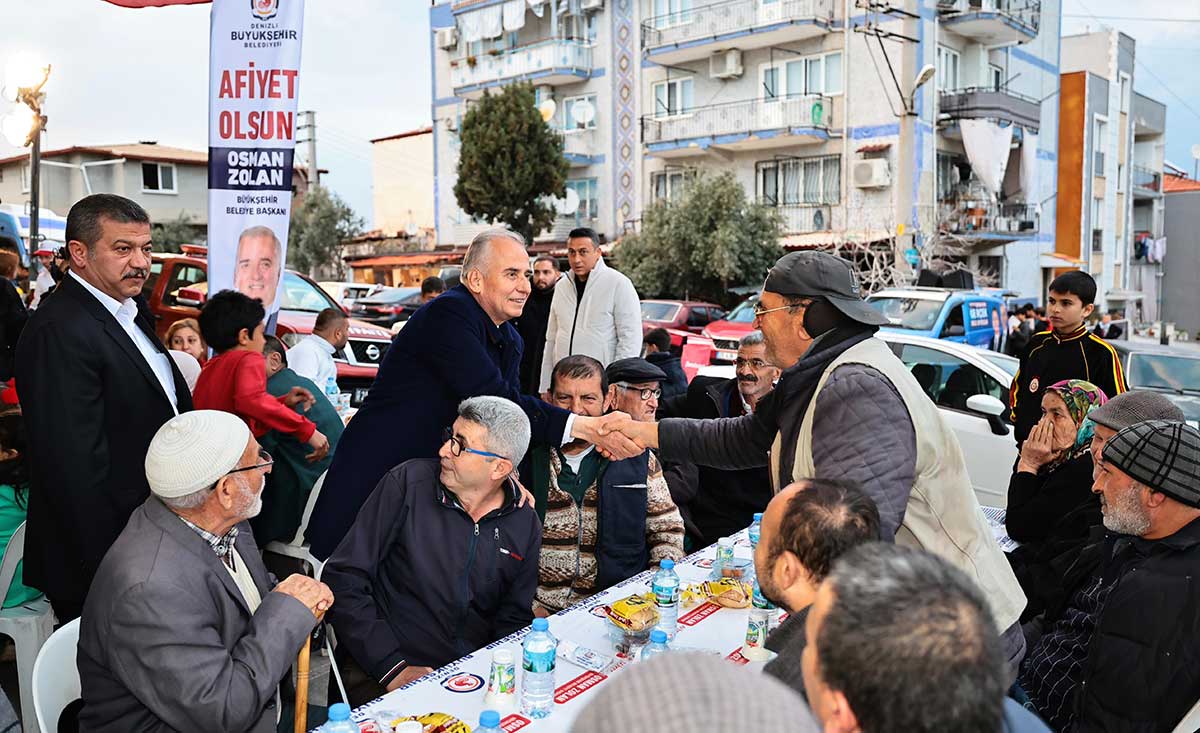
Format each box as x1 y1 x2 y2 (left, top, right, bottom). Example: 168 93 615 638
521 617 557 719
640 629 670 661
476 710 502 733
652 558 681 640
749 512 763 549
320 703 358 733
715 537 734 575
324 375 341 410
752 579 781 633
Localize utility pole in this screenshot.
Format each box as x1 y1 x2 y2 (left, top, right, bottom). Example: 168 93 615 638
29 128 40 254
297 110 319 189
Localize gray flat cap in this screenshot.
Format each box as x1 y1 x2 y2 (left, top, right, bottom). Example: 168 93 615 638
1102 419 1200 508
1089 390 1185 432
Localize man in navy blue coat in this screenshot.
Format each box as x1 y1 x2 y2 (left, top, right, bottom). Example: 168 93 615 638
307 228 637 559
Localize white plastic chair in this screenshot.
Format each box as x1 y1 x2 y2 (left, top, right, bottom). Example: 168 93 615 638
1172 696 1200 733
0 521 57 733
265 470 327 579
31 617 79 733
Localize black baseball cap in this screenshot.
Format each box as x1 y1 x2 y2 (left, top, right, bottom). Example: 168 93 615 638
606 357 667 385
763 252 889 326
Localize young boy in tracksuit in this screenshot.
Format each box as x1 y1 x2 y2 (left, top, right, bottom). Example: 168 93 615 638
1009 271 1127 447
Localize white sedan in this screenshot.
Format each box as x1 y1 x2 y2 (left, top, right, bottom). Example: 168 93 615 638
698 332 1018 508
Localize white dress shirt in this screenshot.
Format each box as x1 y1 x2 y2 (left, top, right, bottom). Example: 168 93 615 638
30 268 54 309
69 270 179 414
286 334 338 393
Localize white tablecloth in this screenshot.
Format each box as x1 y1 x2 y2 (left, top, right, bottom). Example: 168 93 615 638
347 531 765 732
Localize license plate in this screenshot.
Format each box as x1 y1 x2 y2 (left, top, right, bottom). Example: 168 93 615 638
714 350 736 362
354 387 370 403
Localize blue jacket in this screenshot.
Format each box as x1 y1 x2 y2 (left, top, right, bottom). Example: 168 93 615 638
307 285 570 558
323 458 541 685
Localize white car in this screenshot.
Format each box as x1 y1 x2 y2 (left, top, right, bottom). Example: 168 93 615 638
698 332 1018 507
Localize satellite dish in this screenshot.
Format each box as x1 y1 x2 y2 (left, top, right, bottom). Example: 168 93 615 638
570 99 596 126
1192 144 1200 160
555 188 580 215
538 99 557 123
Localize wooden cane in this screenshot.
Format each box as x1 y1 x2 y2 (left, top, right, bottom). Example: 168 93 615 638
294 634 311 733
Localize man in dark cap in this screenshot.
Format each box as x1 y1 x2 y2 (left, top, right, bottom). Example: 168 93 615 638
1020 420 1200 732
605 356 667 423
603 251 1027 676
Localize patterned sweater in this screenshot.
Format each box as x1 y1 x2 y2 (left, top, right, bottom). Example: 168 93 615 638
535 449 685 613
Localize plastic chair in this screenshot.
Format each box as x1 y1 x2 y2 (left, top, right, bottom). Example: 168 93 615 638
0 521 57 733
31 617 79 733
1172 697 1200 733
265 470 327 579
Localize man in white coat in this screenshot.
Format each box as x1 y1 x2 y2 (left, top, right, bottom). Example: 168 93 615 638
539 228 641 394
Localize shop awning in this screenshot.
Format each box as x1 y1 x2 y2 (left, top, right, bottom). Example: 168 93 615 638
780 229 891 250
349 253 459 268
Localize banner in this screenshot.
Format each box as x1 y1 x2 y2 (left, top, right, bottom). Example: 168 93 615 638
207 0 304 325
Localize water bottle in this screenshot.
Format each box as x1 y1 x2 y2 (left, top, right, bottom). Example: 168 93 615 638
639 629 670 662
752 579 781 633
320 703 358 733
652 558 680 640
324 375 341 410
521 617 557 719
715 537 734 574
476 710 502 733
749 513 763 549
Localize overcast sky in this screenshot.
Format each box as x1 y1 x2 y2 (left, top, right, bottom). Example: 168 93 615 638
0 0 1196 225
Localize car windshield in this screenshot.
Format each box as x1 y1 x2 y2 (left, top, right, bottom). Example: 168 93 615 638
1127 353 1200 394
641 302 680 322
982 352 1020 377
724 296 759 324
868 297 944 331
360 287 419 304
279 271 340 313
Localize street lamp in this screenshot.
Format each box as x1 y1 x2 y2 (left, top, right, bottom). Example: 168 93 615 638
1 57 51 261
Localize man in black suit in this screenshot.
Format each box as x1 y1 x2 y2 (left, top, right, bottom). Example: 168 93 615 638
15 194 192 622
1093 312 1123 340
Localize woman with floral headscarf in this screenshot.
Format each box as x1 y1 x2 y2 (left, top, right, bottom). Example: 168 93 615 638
1005 379 1108 621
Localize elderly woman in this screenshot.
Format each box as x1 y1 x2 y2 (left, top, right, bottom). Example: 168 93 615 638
1005 379 1107 621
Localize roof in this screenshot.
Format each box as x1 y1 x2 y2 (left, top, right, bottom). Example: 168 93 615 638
0 142 208 168
349 252 461 268
857 142 891 153
1164 174 1200 193
370 127 434 144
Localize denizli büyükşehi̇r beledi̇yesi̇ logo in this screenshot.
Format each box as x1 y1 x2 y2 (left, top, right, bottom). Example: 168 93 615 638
252 0 279 21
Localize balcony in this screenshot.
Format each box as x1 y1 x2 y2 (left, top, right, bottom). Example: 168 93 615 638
763 203 833 234
1132 165 1163 199
939 87 1041 133
559 129 603 167
450 39 593 98
937 0 1041 45
939 200 1039 241
641 0 836 66
642 94 833 158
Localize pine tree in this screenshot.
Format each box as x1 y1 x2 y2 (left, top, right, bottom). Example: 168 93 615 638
287 186 363 278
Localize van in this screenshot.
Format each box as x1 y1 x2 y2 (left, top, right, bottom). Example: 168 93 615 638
866 287 1007 349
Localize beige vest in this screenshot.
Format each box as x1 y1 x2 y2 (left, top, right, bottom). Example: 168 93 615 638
772 337 1025 631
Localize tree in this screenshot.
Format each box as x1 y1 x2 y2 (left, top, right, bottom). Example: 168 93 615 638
618 172 783 304
151 213 198 254
287 185 363 278
454 82 568 242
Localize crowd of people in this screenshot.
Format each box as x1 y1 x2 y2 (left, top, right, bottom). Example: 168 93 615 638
0 192 1190 732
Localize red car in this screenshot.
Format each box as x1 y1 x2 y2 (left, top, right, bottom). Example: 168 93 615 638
699 294 758 364
145 252 393 406
640 299 725 350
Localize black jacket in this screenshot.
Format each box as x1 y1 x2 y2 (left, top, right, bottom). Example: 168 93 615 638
323 458 541 685
15 274 192 609
1009 326 1126 445
645 351 688 400
0 279 27 381
763 606 810 695
512 285 555 395
658 376 773 547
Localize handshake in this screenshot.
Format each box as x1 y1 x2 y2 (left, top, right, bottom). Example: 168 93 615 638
571 412 659 461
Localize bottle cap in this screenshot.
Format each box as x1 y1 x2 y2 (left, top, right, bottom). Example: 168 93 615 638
753 513 763 521
660 558 675 570
650 629 667 643
531 617 549 631
327 703 350 721
480 710 501 728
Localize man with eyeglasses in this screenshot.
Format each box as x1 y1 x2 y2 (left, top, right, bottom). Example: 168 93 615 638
605 357 667 423
658 330 781 548
80 410 332 732
323 396 542 706
604 251 1028 679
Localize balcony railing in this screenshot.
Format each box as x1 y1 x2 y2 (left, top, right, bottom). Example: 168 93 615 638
939 86 1041 132
761 203 834 233
1132 165 1162 193
937 0 1041 38
450 39 593 92
940 200 1039 237
642 0 836 50
559 129 599 162
642 94 832 146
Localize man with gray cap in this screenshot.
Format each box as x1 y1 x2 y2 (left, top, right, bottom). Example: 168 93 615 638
1019 419 1200 732
78 410 332 732
604 250 1028 674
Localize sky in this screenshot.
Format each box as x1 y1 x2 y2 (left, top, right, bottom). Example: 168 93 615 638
0 0 1197 224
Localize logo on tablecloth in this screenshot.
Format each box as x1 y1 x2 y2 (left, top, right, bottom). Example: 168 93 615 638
679 601 721 627
694 558 714 569
500 714 531 732
589 602 609 618
441 672 484 693
554 670 607 705
726 648 750 666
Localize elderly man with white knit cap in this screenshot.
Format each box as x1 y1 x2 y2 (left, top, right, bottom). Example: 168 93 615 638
77 410 334 732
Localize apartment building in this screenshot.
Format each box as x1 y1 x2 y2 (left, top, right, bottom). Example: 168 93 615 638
1057 30 1167 319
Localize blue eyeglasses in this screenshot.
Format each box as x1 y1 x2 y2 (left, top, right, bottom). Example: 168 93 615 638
443 428 505 460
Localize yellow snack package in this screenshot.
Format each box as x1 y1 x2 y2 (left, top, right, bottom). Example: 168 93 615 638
702 578 753 608
605 593 660 632
385 712 472 733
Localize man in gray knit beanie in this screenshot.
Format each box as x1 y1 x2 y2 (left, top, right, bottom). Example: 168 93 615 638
1086 389 1185 470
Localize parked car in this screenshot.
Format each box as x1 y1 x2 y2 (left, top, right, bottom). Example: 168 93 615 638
699 294 759 363
867 287 1007 349
145 252 393 406
350 286 424 329
697 331 1018 508
1111 341 1200 426
320 281 374 308
640 300 725 350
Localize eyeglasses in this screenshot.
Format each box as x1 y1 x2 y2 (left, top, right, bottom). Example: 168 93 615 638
443 428 505 460
753 299 812 320
227 448 273 474
735 358 770 369
615 383 662 401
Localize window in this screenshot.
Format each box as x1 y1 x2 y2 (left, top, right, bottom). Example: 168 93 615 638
163 264 207 307
142 162 177 193
1092 117 1107 175
1091 197 1104 252
1119 73 1131 114
1117 163 1125 192
565 178 598 220
899 343 1007 410
756 155 840 206
759 52 843 99
940 304 965 338
563 94 597 130
653 77 693 118
20 165 29 193
937 153 958 200
989 64 1003 91
652 0 693 27
937 46 961 90
562 13 597 41
686 307 710 328
651 169 691 202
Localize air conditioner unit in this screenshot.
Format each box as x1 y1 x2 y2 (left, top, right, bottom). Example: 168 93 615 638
709 49 743 80
436 27 459 50
853 159 891 188
581 0 604 9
